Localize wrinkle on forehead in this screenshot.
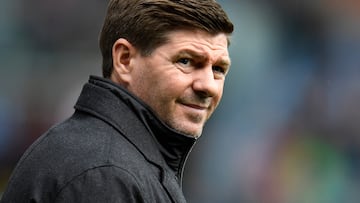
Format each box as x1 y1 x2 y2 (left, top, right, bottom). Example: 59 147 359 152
168 30 229 49
164 30 230 64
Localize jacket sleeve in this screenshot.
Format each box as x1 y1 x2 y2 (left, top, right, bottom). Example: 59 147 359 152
54 166 146 203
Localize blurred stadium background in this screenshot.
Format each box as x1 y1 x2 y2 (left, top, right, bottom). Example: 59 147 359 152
1 0 360 202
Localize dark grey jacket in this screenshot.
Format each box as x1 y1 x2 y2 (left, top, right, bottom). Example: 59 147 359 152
1 76 196 203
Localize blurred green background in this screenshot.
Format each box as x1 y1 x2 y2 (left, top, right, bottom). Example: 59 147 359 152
1 0 360 202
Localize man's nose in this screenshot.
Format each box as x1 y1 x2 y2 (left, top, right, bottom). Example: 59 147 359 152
192 66 219 97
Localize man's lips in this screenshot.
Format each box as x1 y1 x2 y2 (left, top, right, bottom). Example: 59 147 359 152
178 96 212 111
182 103 208 110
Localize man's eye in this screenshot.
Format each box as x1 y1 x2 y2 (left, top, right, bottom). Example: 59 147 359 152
177 58 191 66
212 66 226 74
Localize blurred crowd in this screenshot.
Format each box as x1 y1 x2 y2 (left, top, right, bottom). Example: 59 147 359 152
1 0 360 202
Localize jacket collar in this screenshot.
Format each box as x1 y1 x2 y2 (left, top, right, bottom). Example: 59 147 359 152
74 76 197 183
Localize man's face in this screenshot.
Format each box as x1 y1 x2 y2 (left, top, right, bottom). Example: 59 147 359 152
127 30 230 137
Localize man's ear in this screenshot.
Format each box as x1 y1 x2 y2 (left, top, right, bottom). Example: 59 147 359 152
111 38 137 85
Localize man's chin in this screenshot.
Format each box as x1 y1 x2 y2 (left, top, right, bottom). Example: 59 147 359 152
173 124 203 138
164 117 205 138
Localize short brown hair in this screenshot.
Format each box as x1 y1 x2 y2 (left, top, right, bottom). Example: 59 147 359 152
99 0 234 78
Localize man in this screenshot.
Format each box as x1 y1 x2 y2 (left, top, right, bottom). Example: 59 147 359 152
1 0 233 202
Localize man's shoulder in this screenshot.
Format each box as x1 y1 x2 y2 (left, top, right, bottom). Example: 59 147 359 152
15 111 142 176
2 111 157 202
26 111 145 170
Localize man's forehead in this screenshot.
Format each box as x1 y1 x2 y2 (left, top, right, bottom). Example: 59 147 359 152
154 30 230 62
165 30 229 47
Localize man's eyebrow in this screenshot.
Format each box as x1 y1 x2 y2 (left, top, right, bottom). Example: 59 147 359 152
216 58 231 67
177 49 207 61
177 49 231 66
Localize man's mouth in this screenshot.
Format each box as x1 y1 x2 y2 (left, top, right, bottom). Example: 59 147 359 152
183 103 208 110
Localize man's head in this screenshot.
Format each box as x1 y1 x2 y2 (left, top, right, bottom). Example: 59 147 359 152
99 0 233 137
100 0 233 77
